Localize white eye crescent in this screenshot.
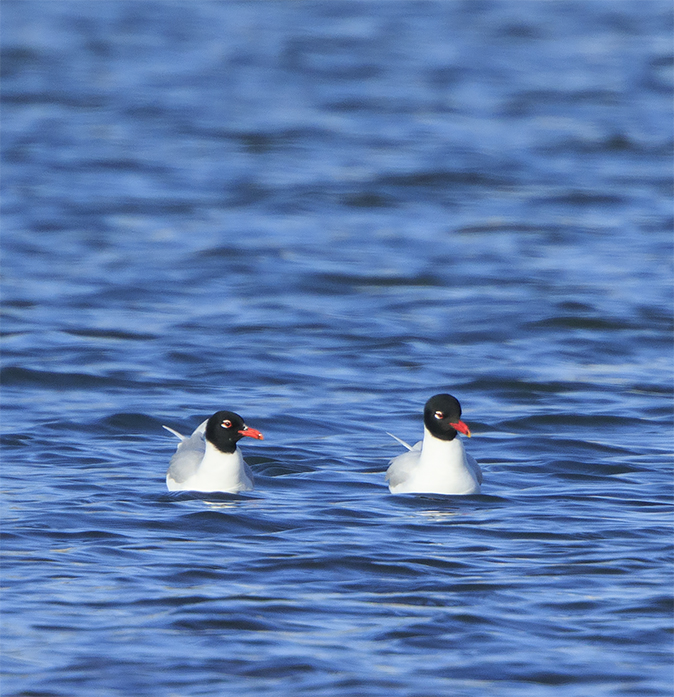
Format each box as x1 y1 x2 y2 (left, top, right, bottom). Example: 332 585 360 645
434 411 444 419
221 420 232 428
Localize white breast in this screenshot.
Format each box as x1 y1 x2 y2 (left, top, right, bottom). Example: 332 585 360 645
386 427 481 495
166 423 254 493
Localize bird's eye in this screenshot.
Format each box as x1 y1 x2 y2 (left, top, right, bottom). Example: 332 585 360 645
434 411 444 419
221 420 232 428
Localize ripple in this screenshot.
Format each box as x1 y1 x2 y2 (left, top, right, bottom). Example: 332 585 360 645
2 2 671 696
0 366 129 389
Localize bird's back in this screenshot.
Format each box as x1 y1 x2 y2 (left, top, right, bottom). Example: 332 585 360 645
385 442 422 491
466 452 483 485
166 420 208 486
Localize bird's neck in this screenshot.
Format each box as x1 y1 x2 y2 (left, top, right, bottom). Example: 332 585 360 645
420 427 464 464
200 440 241 473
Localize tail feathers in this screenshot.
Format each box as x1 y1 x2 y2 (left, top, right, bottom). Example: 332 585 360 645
386 432 414 451
162 425 185 441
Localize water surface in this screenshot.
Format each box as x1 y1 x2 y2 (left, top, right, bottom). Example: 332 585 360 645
1 2 672 696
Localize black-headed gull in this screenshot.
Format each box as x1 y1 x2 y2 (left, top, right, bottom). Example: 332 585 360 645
164 411 263 493
386 394 482 495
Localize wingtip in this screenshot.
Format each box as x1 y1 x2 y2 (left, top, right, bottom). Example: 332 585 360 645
386 432 414 451
162 425 185 440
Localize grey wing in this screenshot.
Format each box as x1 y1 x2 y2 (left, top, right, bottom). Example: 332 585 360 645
385 442 422 489
466 452 483 484
166 421 208 484
243 461 255 487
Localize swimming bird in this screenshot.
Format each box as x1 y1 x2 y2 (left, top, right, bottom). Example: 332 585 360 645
386 394 482 495
164 410 263 493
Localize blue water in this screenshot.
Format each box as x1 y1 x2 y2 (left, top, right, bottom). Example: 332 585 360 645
1 2 672 695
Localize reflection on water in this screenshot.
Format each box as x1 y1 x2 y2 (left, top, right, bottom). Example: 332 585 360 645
417 508 463 522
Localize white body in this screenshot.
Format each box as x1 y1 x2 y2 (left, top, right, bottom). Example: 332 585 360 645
165 419 254 493
386 427 482 495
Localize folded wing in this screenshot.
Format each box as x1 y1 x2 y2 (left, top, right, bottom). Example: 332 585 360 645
385 441 422 490
165 419 208 486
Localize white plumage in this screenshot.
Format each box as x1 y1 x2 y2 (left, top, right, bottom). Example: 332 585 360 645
385 394 482 496
163 411 261 493
386 427 482 495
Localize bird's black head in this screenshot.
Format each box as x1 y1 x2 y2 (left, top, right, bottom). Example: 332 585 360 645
204 410 264 453
423 394 471 441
